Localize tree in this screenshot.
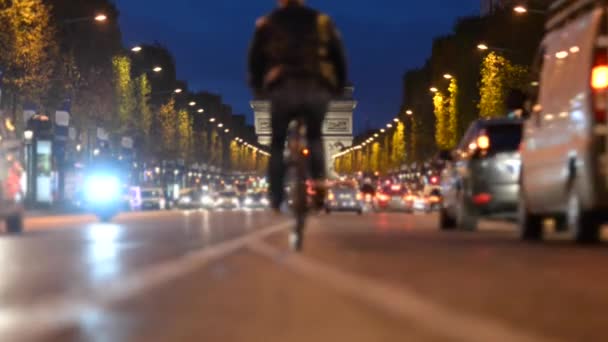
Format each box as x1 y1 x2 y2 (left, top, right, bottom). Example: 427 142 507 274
370 142 380 173
479 52 529 118
0 0 58 124
112 55 136 133
391 122 406 168
158 98 177 158
229 140 240 171
177 109 192 161
379 135 390 173
135 74 152 141
447 78 459 149
433 91 451 150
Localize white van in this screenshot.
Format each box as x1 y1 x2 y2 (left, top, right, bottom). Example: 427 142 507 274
519 0 608 242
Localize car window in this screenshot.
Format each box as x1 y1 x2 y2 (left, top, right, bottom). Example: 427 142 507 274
486 123 522 152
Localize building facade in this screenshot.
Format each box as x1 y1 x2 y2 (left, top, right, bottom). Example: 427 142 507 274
251 86 357 176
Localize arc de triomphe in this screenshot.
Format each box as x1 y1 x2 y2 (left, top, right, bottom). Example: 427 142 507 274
251 86 356 176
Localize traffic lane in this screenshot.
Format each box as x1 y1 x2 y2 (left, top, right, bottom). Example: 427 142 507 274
0 210 284 308
266 213 608 342
51 250 447 342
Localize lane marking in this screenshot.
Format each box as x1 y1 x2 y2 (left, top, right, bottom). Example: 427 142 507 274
247 239 551 342
0 220 292 340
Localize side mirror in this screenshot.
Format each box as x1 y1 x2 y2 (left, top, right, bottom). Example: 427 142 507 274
438 150 453 162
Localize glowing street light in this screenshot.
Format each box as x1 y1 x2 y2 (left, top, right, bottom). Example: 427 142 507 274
153 66 163 73
393 118 400 123
131 45 142 53
218 123 224 128
189 101 196 107
443 73 453 80
513 5 527 14
94 14 108 22
209 118 216 122
477 43 489 51
380 129 386 133
374 133 379 138
174 88 183 94
430 87 438 93
387 123 393 128
197 108 204 113
224 129 230 133
406 110 413 115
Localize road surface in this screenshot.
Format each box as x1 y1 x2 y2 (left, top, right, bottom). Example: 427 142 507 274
1 209 607 341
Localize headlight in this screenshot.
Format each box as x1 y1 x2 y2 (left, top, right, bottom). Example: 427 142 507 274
85 175 120 203
244 198 253 206
201 196 213 204
260 198 269 206
180 196 192 204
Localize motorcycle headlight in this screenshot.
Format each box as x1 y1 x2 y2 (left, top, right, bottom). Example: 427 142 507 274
85 175 120 203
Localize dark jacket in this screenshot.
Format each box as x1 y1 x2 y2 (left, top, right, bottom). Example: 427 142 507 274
248 4 347 95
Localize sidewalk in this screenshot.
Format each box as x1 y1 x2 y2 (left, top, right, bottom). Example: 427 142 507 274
24 202 85 218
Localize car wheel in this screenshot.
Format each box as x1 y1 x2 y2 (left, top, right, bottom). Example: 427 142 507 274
439 207 456 230
518 192 543 241
456 194 478 231
567 189 600 244
5 214 23 234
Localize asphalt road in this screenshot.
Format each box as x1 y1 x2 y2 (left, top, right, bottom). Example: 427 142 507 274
1 209 608 341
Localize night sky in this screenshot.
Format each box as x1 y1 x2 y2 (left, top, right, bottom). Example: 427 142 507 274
115 0 480 133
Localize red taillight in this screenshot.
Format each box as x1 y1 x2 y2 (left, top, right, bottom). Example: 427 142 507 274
472 193 492 206
302 148 310 156
377 194 389 202
592 48 608 123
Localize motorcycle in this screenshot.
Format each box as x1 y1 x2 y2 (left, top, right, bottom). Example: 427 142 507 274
83 173 122 222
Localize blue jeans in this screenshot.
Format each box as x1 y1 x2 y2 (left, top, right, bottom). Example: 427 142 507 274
268 80 331 208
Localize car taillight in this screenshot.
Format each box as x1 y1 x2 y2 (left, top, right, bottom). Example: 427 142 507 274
477 134 490 150
429 196 440 203
356 193 363 201
472 193 492 206
328 192 335 201
404 195 414 201
592 48 608 123
377 194 389 202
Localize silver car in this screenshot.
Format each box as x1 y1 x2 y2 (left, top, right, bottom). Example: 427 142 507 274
326 182 363 214
440 119 522 231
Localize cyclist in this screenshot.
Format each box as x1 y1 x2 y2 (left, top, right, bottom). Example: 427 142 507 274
248 0 348 212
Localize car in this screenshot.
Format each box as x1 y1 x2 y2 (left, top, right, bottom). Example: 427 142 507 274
518 1 608 242
440 118 523 231
372 184 413 212
140 187 166 211
326 181 363 214
214 191 240 210
243 192 270 209
413 189 442 213
176 188 203 209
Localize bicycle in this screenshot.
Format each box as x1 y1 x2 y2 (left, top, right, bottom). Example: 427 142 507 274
286 119 309 251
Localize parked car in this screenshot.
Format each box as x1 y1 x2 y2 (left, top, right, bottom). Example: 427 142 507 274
140 187 166 211
214 191 240 210
326 181 363 214
518 1 608 242
373 184 413 212
440 118 523 231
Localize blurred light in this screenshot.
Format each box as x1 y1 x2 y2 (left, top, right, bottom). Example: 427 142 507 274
406 110 413 115
443 74 453 80
555 51 568 59
189 101 196 106
174 88 183 94
570 46 580 54
131 46 142 52
76 144 82 152
387 123 393 128
209 118 216 122
430 87 438 93
393 118 400 122
218 123 224 128
380 129 385 133
197 108 204 113
224 129 230 133
93 148 100 156
23 130 33 141
153 66 162 73
513 5 527 14
94 14 107 22
477 43 489 51
592 66 608 90
374 133 379 137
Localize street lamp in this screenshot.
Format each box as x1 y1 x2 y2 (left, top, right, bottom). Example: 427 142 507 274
430 87 438 93
374 133 379 138
387 123 393 128
209 118 216 122
224 129 230 133
514 5 527 13
477 43 489 51
380 129 385 133
197 108 204 113
153 66 163 73
406 110 413 115
393 118 400 123
218 123 224 128
189 101 196 107
174 88 183 94
131 45 142 53
94 14 108 22
513 5 546 15
443 73 453 80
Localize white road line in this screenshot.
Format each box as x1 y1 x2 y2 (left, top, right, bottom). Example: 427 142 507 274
247 239 552 342
0 220 292 340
